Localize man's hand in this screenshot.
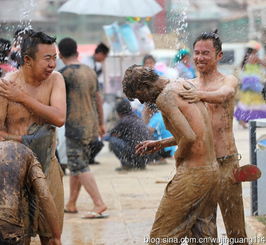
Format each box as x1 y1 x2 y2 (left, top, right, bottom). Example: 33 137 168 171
135 140 162 155
49 238 62 245
98 124 106 138
0 131 8 141
178 84 202 103
0 79 25 103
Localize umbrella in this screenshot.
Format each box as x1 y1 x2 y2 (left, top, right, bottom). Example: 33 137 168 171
58 0 162 17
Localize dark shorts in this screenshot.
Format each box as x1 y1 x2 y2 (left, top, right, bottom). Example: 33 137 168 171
66 137 91 175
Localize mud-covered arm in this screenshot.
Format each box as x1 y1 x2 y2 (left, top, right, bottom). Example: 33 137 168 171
95 91 105 137
179 75 238 104
0 95 8 141
0 73 66 127
29 160 61 243
157 91 196 161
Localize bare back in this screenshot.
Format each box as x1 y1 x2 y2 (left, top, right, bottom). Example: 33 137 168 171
193 75 237 158
4 70 57 135
157 81 216 167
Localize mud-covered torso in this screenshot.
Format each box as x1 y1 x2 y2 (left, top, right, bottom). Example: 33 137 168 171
159 81 216 167
60 64 99 142
0 141 44 230
196 76 238 158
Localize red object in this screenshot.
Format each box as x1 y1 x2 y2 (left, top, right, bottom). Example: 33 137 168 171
233 165 261 183
77 44 97 61
153 0 166 34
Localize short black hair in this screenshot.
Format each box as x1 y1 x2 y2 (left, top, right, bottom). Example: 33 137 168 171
193 29 222 54
95 42 109 55
0 38 11 62
20 31 56 65
116 99 132 115
58 37 78 58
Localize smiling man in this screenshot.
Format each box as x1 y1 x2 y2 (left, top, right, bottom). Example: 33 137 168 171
0 31 66 245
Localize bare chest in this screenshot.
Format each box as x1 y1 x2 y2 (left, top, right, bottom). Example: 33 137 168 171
6 82 52 134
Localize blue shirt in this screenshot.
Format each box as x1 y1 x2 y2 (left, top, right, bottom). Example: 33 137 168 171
148 112 176 156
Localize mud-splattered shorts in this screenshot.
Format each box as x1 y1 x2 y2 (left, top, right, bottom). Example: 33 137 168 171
66 137 91 175
149 163 220 245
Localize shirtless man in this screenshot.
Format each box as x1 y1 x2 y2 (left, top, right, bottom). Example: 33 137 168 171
0 31 66 244
137 31 258 244
122 65 219 244
0 141 61 245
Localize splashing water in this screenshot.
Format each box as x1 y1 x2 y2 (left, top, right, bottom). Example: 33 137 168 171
168 0 189 50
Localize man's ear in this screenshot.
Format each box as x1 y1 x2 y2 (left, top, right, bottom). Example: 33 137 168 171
217 51 223 61
24 55 32 67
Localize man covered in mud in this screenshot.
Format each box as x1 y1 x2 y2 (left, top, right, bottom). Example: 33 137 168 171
137 30 260 244
178 30 255 244
122 65 219 244
58 37 107 219
0 141 62 245
0 31 66 244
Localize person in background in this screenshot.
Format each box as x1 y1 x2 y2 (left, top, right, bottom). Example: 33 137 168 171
0 38 16 77
103 99 152 171
234 40 266 128
146 103 176 161
82 42 110 91
143 54 156 69
58 37 107 219
174 48 196 79
82 42 109 164
9 28 34 68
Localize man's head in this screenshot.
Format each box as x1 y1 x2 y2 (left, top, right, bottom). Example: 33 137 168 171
58 37 78 59
115 99 132 117
143 55 156 69
0 38 11 63
193 30 223 73
122 65 160 104
21 31 57 81
94 42 109 62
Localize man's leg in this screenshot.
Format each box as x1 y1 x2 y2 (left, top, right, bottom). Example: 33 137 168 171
218 159 248 245
65 175 81 212
79 171 107 214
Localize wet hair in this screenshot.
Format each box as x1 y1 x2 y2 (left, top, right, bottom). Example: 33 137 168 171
193 29 222 54
95 42 109 55
115 99 132 115
143 54 156 65
20 31 56 65
58 37 78 58
0 38 11 62
241 47 254 69
13 27 34 46
122 64 159 100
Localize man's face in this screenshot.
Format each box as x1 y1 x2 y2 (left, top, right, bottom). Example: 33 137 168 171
193 40 222 73
30 43 57 81
94 52 107 62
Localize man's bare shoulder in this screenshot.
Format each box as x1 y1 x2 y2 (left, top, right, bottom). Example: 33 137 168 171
4 70 20 81
225 74 238 86
157 81 185 108
49 71 65 85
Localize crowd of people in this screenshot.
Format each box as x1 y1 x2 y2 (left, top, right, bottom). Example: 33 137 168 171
0 27 264 245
